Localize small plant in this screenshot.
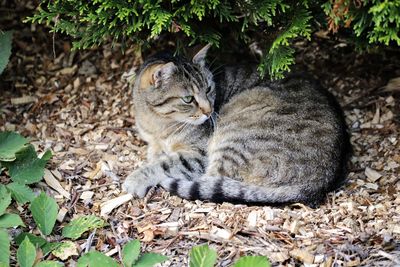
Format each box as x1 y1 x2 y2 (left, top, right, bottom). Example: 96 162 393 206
0 131 167 266
0 31 12 75
189 244 271 267
76 239 167 267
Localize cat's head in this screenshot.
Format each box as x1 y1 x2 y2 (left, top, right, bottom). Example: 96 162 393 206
135 45 215 125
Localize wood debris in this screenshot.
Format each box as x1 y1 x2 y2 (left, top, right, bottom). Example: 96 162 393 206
1 13 399 266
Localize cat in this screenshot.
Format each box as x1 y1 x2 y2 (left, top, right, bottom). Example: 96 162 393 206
122 45 350 206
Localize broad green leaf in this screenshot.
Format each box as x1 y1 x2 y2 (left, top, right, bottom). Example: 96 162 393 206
0 185 11 216
17 237 36 267
30 192 58 235
35 261 64 267
0 213 24 228
0 31 13 75
0 131 26 162
233 256 271 267
41 242 62 256
6 183 35 204
15 233 47 248
122 240 141 267
62 215 105 240
189 244 217 267
134 253 168 267
77 251 119 267
51 241 78 260
2 145 52 184
0 229 10 266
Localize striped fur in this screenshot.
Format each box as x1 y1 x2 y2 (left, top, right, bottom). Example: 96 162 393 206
123 48 350 206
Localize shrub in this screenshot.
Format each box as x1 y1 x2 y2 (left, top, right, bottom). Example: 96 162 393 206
26 0 400 79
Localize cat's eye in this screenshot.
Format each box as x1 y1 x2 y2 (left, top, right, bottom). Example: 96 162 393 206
181 96 194 104
206 86 212 93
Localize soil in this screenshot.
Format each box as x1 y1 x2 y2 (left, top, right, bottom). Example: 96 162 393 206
1 3 400 267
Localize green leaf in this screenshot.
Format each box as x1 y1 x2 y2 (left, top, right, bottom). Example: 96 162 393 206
77 251 119 267
134 253 168 267
2 145 52 184
0 185 11 216
0 131 27 161
15 233 47 248
30 192 58 235
17 237 36 267
62 215 105 240
122 240 141 267
0 213 25 228
0 31 12 75
189 244 217 267
6 183 35 204
233 256 271 267
35 261 64 267
0 229 10 266
41 242 62 256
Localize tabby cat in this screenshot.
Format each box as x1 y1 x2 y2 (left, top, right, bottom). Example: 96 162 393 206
122 45 350 206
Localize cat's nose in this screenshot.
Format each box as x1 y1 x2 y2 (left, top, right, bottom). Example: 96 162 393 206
200 106 212 117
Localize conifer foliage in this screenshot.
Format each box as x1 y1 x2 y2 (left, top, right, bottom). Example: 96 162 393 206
27 0 400 78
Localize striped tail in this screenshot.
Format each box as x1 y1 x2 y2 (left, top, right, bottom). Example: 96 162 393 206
159 175 323 206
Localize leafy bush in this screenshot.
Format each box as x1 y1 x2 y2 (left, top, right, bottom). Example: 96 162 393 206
26 0 400 79
323 0 400 47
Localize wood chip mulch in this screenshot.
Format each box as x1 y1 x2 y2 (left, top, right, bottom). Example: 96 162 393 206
1 10 400 267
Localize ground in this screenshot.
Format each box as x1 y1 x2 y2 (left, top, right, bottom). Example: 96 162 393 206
1 5 400 267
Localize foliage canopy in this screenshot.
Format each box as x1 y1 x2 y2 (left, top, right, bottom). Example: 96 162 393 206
27 0 400 78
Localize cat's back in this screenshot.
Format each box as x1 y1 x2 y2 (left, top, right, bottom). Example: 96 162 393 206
208 68 350 204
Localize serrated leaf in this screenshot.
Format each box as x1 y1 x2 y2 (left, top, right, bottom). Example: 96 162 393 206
35 261 64 267
134 253 168 267
122 240 141 267
15 233 47 248
233 256 271 267
41 242 62 256
0 31 13 75
77 251 119 267
51 241 78 260
0 131 26 164
2 145 51 184
189 244 217 267
30 192 58 235
0 184 11 216
62 215 105 240
0 213 25 228
17 237 36 267
6 183 35 204
0 229 10 266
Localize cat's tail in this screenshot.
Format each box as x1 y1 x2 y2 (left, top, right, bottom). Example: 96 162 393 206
159 175 323 206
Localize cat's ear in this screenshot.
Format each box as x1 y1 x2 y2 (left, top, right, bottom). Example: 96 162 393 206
140 62 177 89
153 62 177 87
192 44 211 67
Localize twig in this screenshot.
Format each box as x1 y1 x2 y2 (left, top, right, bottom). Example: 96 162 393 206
85 229 97 253
77 182 119 192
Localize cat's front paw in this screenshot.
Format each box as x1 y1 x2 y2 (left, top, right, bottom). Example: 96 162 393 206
122 170 154 198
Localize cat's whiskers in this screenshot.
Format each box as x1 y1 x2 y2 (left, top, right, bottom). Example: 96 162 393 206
163 121 185 135
170 121 189 136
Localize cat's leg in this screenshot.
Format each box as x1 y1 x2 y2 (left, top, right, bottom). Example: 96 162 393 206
123 152 206 198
